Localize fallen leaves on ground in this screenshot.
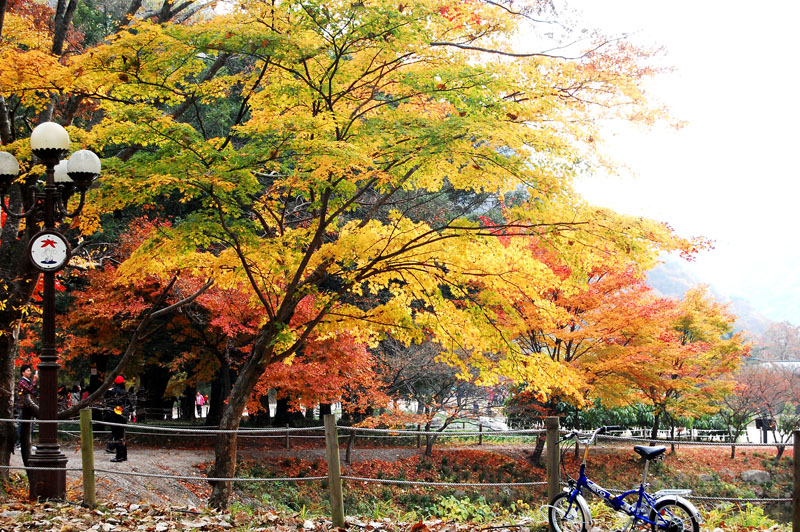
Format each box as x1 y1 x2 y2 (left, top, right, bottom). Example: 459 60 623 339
0 500 539 532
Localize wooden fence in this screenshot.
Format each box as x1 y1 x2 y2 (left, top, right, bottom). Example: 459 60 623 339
74 412 800 530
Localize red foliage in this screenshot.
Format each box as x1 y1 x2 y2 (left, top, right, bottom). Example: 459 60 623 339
437 0 482 25
7 0 86 54
249 330 388 414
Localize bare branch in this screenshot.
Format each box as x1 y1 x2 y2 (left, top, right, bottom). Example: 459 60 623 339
151 278 214 318
429 36 625 61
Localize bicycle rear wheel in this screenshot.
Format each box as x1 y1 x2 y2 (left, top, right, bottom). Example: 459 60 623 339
548 492 590 532
649 499 699 532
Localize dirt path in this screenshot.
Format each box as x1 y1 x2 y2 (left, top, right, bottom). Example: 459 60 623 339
10 442 215 507
9 439 451 507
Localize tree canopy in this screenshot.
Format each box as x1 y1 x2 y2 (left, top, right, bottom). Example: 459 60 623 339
0 0 733 508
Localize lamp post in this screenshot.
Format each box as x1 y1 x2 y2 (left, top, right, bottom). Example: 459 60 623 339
0 122 100 500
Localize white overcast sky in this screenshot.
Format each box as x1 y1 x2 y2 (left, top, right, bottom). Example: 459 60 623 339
554 1 800 325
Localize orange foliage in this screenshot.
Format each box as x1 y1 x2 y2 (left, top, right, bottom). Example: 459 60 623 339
249 331 389 415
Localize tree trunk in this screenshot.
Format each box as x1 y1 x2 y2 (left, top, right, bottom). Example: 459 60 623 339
209 335 273 509
530 433 546 466
670 424 675 454
0 0 8 37
0 192 39 475
0 332 17 483
52 0 79 56
206 362 231 426
0 96 12 145
247 391 272 426
34 0 78 123
650 411 661 444
424 421 438 457
272 397 291 426
139 362 173 420
319 403 332 417
776 443 786 460
182 387 196 420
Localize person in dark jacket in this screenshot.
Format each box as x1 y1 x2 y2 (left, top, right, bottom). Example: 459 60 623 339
106 375 132 462
16 364 39 466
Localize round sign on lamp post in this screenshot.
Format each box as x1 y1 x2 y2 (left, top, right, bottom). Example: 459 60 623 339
29 231 71 272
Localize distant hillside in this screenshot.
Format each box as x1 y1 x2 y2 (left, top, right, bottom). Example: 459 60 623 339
647 259 773 337
646 259 706 299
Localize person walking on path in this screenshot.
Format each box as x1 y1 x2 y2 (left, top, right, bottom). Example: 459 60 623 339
16 364 39 466
195 391 205 417
106 375 133 463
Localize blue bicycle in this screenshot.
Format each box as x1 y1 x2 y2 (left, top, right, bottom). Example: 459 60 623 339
547 426 701 532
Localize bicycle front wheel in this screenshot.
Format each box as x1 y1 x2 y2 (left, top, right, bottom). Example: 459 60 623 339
548 492 590 532
649 499 700 532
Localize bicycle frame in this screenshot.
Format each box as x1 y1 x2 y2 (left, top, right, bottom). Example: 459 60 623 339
558 429 694 530
565 461 663 527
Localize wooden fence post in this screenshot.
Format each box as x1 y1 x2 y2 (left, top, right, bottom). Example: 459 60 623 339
285 423 290 450
79 408 96 508
478 424 483 445
546 416 560 507
324 414 345 528
793 430 799 532
416 425 421 448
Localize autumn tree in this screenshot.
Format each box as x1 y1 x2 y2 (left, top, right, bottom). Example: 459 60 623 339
256 334 385 422
614 287 748 439
372 338 487 455
493 231 689 461
735 362 800 459
758 322 800 361
720 365 769 458
15 0 706 507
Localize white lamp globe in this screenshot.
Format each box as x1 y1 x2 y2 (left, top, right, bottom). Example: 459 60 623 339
30 122 70 151
0 152 20 176
67 150 101 175
54 160 72 183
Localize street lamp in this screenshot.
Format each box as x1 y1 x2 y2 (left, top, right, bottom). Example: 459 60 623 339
0 122 101 500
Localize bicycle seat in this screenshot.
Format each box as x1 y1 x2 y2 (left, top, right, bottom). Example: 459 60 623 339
633 445 666 460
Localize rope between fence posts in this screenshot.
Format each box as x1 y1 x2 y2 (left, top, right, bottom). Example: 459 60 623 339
0 418 327 434
2 418 61 424
91 420 326 434
0 417 794 447
596 433 792 448
556 480 791 506
0 462 788 503
92 469 328 482
86 469 549 488
688 495 791 503
345 427 545 437
341 476 547 487
592 484 791 505
44 418 545 437
0 465 82 472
